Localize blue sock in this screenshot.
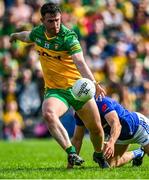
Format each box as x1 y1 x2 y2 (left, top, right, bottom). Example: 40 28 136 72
132 148 144 159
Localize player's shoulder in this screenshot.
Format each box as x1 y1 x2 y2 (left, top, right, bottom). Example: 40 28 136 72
29 24 45 42
97 96 112 104
97 97 115 114
59 24 78 39
31 24 45 35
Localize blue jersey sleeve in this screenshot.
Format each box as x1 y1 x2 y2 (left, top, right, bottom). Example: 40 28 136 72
97 97 115 117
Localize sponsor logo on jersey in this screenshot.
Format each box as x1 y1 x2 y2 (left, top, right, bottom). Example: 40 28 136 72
102 104 108 112
37 50 61 60
44 42 50 49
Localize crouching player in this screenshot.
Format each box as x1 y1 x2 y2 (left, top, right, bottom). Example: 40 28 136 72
69 96 149 168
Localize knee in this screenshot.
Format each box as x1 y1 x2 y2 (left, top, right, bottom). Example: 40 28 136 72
42 108 56 124
88 124 103 135
89 127 99 134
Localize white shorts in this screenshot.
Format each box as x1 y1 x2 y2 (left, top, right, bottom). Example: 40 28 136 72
116 112 149 146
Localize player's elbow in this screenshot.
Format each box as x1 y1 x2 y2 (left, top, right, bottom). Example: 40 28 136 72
117 123 122 133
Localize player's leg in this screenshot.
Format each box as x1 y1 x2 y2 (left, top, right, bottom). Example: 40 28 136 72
107 144 131 167
143 143 149 155
76 98 109 168
132 112 149 166
137 142 149 167
71 125 86 155
76 99 104 152
67 125 86 169
132 147 145 166
108 143 145 167
42 97 84 166
140 115 149 156
42 97 71 149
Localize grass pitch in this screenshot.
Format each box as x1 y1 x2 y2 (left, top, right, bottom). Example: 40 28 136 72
0 138 148 179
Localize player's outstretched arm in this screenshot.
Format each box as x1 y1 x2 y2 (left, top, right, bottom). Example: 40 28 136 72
72 52 106 98
104 111 122 159
10 31 33 43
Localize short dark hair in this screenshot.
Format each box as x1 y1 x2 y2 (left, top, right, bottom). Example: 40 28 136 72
40 3 61 17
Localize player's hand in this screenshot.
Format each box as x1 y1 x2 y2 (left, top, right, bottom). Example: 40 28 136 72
95 83 106 99
9 33 17 43
103 140 115 159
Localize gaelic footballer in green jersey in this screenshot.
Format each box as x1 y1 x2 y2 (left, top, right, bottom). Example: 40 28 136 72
29 24 82 89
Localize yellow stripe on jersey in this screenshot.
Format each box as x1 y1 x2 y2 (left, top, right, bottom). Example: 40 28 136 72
35 45 82 89
71 44 81 51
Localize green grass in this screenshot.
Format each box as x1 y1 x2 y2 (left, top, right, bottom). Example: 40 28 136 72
0 138 148 179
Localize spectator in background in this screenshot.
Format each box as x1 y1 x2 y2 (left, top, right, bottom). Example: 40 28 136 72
8 0 33 28
143 42 149 76
85 18 105 51
24 45 40 71
0 52 12 79
3 0 15 9
102 0 123 28
27 0 45 26
111 41 128 79
2 77 18 103
0 1 5 19
120 85 136 112
118 0 134 23
0 76 3 128
2 100 24 141
140 90 149 118
87 44 105 82
104 58 120 84
133 0 149 33
17 68 41 121
123 50 138 85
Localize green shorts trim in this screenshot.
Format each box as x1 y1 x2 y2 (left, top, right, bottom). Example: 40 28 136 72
44 88 86 111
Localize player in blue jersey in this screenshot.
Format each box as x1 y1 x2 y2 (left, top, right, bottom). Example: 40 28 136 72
69 96 149 168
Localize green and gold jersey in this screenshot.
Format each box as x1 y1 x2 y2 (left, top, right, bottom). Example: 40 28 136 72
29 24 82 89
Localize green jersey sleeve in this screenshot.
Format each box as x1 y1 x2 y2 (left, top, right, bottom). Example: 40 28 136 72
29 25 44 42
29 27 37 42
65 32 82 55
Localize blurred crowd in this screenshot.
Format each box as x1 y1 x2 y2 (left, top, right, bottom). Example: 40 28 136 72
0 0 149 140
